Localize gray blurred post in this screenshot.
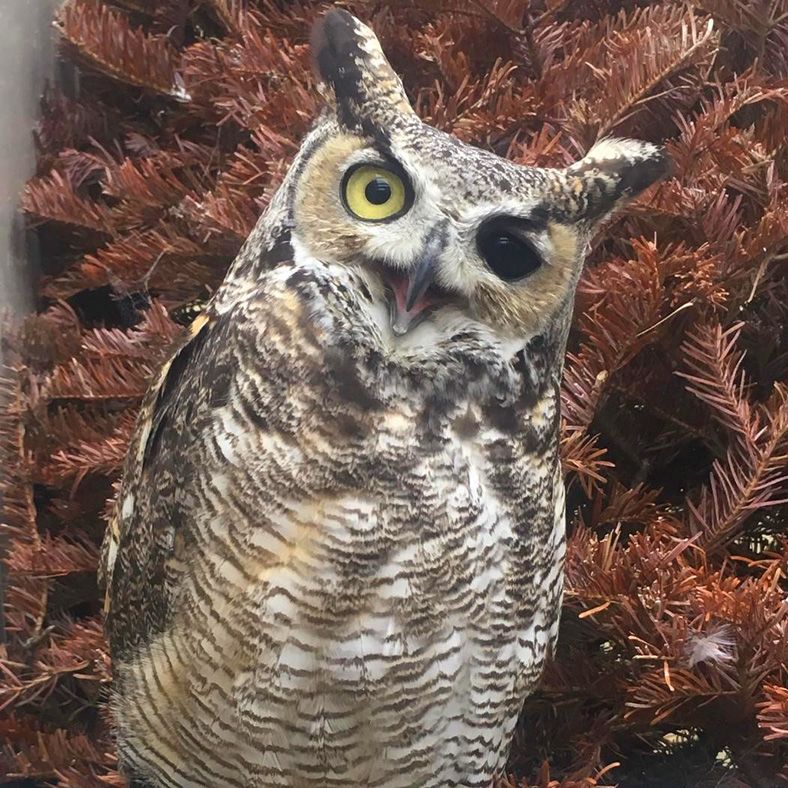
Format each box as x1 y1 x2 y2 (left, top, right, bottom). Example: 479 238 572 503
0 2 60 653
0 1 59 317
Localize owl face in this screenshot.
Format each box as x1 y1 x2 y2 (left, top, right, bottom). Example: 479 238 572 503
292 10 668 349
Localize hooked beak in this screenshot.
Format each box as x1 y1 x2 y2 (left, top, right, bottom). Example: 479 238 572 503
405 254 436 312
387 225 447 336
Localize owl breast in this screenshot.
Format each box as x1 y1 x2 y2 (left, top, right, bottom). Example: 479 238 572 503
113 262 565 788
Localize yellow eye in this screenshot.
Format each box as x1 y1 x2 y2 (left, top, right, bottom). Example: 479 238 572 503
342 165 409 222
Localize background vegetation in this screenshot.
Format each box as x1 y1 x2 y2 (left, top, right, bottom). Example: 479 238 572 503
1 0 786 785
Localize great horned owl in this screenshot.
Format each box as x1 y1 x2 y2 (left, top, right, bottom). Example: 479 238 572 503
102 9 668 787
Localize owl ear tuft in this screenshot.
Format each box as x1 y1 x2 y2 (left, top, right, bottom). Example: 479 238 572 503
311 9 414 134
564 138 671 224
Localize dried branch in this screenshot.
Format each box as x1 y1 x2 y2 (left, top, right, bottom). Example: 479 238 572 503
679 321 754 439
687 385 788 552
57 0 189 100
758 683 788 742
562 240 666 430
22 170 115 233
7 0 788 783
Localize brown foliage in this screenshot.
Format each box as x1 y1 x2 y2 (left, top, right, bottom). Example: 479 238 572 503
2 0 787 785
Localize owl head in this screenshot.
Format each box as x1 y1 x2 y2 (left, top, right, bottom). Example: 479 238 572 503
284 9 668 351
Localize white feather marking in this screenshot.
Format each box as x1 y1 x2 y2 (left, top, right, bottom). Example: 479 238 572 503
685 625 736 668
121 493 135 520
135 419 151 463
105 536 118 573
583 136 661 163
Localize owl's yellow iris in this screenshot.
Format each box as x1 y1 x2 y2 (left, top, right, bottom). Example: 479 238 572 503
343 165 408 221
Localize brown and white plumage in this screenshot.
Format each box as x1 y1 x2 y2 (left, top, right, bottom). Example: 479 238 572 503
102 9 668 787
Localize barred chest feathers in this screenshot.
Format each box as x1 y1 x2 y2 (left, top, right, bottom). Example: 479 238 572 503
113 255 566 787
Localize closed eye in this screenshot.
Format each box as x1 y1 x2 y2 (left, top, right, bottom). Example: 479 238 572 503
476 216 544 281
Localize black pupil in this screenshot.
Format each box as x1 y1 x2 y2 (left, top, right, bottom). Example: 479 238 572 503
478 230 541 281
365 177 392 205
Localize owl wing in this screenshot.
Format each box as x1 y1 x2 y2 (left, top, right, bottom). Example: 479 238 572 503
101 217 308 655
101 308 220 656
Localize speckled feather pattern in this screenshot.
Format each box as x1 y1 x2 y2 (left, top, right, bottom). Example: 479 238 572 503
107 259 565 787
102 9 667 787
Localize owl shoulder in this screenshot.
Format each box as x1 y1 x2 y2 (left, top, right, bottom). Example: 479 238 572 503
101 263 322 647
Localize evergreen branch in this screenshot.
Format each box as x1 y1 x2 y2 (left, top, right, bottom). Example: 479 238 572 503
101 147 210 213
4 535 99 578
1 712 117 783
693 0 788 58
204 0 248 33
41 303 181 404
687 384 788 553
35 89 121 155
110 0 158 14
562 240 665 430
560 427 615 497
44 356 152 402
180 193 255 245
566 522 787 728
678 320 788 550
180 21 316 128
582 482 665 532
758 683 788 741
57 0 189 100
41 223 224 300
678 321 755 440
0 367 37 549
594 11 717 138
22 170 115 233
0 366 49 650
37 408 137 488
668 74 783 180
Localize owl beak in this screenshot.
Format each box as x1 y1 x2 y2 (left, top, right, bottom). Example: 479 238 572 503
389 255 439 336
388 223 449 336
405 255 437 312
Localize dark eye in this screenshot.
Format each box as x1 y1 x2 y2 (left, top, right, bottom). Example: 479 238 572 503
342 164 410 221
477 223 542 282
364 177 392 205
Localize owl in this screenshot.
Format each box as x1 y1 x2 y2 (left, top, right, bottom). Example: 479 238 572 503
101 9 668 787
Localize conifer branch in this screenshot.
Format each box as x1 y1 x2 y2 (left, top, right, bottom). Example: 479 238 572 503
22 170 115 233
4 535 99 578
562 241 665 430
758 683 788 742
678 321 754 440
0 366 49 651
560 428 614 497
687 385 788 553
57 0 190 100
42 223 224 301
6 0 788 783
678 321 788 551
595 10 718 139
